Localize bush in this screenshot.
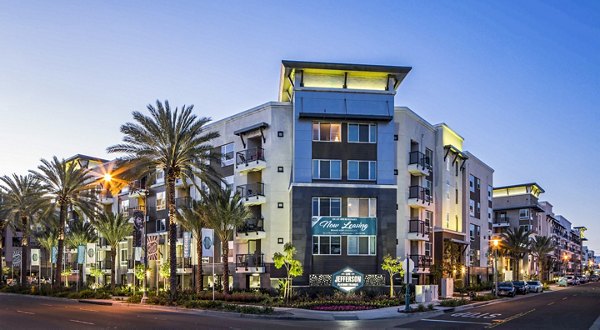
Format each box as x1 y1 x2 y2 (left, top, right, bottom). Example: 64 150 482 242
439 299 469 307
416 304 426 312
427 303 434 310
471 294 497 302
127 294 142 303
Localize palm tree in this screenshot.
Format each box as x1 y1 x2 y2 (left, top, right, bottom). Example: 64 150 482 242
502 227 531 281
0 211 7 285
35 214 60 286
0 174 47 286
107 100 219 300
67 217 97 289
203 187 250 294
92 212 132 291
30 156 98 288
529 236 555 281
177 199 209 294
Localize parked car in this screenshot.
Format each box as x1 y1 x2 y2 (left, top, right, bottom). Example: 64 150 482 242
527 280 544 293
512 281 530 294
578 276 588 284
590 274 599 282
558 277 568 287
494 282 516 297
566 275 576 285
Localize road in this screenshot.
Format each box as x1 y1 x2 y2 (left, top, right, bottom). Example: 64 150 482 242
0 282 599 329
401 281 600 329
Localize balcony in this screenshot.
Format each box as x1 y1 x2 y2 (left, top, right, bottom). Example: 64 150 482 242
493 219 511 228
235 253 265 273
407 219 430 241
408 186 432 208
99 192 114 205
237 183 266 206
407 151 431 176
409 254 432 271
235 218 266 241
235 148 266 174
127 206 145 219
175 196 192 209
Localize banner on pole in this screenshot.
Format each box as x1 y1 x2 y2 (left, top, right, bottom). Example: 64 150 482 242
77 245 86 264
148 235 159 261
51 246 57 265
86 243 96 265
201 228 214 258
183 232 192 258
31 249 40 266
12 249 22 266
133 210 145 247
135 247 142 262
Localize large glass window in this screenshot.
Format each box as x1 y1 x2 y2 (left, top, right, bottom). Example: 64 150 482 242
221 143 234 167
348 123 376 143
312 236 341 255
469 200 475 217
519 209 530 219
156 191 166 210
156 219 166 232
347 236 376 255
312 197 342 217
469 175 475 192
312 159 342 180
347 198 377 217
348 160 376 181
312 122 341 142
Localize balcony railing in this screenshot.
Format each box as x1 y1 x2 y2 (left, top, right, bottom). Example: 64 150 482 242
408 219 431 235
236 253 264 268
408 151 432 169
236 148 265 166
237 217 264 233
175 196 192 209
409 254 432 268
99 260 113 270
237 183 265 199
176 259 192 269
408 186 432 203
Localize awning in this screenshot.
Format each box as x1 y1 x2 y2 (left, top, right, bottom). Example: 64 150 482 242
234 122 269 136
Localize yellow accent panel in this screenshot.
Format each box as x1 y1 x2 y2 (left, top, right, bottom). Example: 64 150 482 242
441 125 463 151
493 184 543 198
302 69 388 91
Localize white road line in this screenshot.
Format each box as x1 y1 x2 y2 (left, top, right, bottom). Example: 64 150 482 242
17 310 35 315
422 319 492 325
547 302 555 305
79 308 97 312
69 320 95 325
562 297 568 300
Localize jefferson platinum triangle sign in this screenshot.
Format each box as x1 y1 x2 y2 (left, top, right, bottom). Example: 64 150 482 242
312 217 377 236
332 267 365 292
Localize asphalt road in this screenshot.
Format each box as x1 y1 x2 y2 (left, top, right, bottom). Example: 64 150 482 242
1 283 599 329
400 281 600 329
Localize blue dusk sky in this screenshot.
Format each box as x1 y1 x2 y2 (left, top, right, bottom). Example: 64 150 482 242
1 1 599 251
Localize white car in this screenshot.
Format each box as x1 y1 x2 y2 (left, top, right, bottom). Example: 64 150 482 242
527 280 543 293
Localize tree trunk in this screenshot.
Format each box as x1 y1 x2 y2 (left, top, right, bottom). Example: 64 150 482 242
389 273 394 297
21 216 29 286
111 248 117 291
167 174 177 302
54 204 67 289
222 243 229 294
196 233 203 294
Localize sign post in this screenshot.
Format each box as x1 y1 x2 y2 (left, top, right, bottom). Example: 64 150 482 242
403 256 415 312
202 228 214 300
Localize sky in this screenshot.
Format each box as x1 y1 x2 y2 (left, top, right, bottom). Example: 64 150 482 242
0 1 598 251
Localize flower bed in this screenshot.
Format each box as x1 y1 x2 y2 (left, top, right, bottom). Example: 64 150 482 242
311 305 375 311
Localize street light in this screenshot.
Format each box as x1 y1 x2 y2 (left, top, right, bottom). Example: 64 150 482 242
563 254 570 276
492 239 499 297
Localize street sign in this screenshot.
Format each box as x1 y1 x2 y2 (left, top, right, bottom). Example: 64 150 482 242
332 267 365 292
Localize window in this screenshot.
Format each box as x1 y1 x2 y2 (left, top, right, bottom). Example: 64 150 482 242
347 236 376 255
312 159 341 180
455 189 459 204
312 236 341 255
120 200 129 216
425 211 433 227
156 219 167 232
425 241 431 257
476 178 481 190
469 175 475 192
120 248 128 265
312 122 341 142
221 143 234 166
425 148 433 167
424 179 432 193
488 209 492 220
347 198 377 217
348 123 376 143
488 186 493 200
156 169 164 183
156 191 166 210
312 197 342 217
470 224 480 241
348 160 376 181
519 209 530 219
469 200 475 216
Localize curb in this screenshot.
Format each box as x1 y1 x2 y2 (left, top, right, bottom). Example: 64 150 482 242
79 299 113 306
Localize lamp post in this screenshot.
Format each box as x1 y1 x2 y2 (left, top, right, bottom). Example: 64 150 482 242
563 254 570 276
141 189 149 304
492 239 499 297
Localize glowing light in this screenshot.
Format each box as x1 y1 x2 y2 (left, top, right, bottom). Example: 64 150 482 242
103 173 112 182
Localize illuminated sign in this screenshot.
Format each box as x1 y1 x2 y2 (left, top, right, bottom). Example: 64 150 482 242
312 217 377 236
332 267 364 292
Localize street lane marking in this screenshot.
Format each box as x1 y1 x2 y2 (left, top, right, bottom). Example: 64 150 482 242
79 308 97 312
41 304 53 307
547 302 555 305
486 309 535 328
562 297 568 300
17 310 35 315
69 320 95 325
422 319 492 325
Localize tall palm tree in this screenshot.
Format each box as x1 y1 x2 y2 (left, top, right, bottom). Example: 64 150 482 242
92 212 132 291
0 174 47 286
529 236 555 281
502 227 531 281
177 199 209 294
67 217 97 289
107 100 219 300
35 214 60 285
30 156 98 288
0 209 7 285
203 187 250 294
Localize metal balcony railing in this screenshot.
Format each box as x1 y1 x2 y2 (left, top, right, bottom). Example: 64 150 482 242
176 259 192 269
236 253 265 268
175 196 192 209
409 186 432 203
237 183 265 199
408 151 432 169
236 148 265 166
237 217 264 233
409 254 432 268
408 219 431 235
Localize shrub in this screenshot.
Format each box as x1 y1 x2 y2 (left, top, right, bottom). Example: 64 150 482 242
471 294 497 302
127 294 142 303
427 303 435 310
439 299 469 307
416 304 426 312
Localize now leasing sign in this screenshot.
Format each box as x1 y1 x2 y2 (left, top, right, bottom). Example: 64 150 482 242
332 267 365 292
311 217 377 236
